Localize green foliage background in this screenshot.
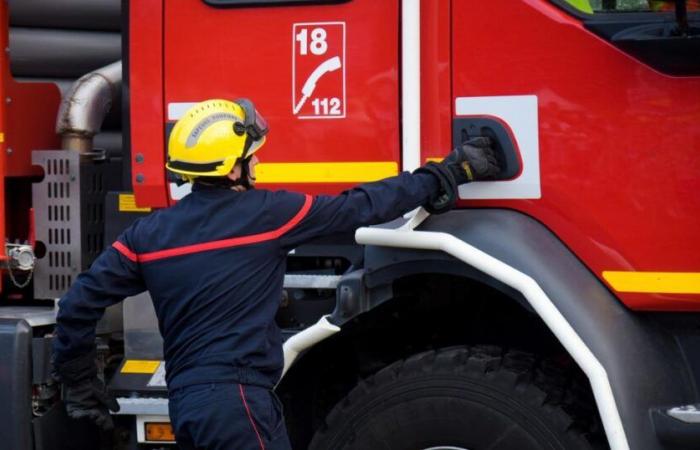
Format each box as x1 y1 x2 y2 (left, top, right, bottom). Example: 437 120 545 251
590 0 652 10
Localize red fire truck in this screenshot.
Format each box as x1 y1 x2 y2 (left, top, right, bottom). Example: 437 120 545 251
0 0 698 449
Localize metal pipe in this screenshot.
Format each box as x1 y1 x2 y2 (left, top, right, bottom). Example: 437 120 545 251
9 0 121 31
56 60 121 152
10 29 121 78
355 225 630 450
281 315 340 377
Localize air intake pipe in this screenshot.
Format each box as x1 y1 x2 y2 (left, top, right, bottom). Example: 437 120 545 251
56 60 121 153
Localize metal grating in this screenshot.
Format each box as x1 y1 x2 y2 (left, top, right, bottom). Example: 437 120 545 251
32 151 82 299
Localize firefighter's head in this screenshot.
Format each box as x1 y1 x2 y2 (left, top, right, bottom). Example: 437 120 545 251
166 98 268 188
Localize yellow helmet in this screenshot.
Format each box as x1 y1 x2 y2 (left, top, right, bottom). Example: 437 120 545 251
166 98 268 180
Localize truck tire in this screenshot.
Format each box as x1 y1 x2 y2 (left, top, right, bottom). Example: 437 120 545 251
309 346 601 450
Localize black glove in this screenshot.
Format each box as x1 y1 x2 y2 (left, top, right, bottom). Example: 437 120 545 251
443 137 501 184
53 351 120 430
415 137 501 214
63 377 120 430
414 162 458 214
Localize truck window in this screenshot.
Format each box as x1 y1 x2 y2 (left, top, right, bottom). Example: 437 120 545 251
555 0 700 75
561 0 700 13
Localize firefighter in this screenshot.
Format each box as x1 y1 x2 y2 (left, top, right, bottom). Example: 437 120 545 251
51 98 501 449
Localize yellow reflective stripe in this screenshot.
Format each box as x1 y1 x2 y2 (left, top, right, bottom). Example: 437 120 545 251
119 193 152 213
425 157 443 163
121 360 161 374
602 271 700 294
256 162 398 183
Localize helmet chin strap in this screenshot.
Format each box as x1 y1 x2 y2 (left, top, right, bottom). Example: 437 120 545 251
235 135 257 190
238 156 255 190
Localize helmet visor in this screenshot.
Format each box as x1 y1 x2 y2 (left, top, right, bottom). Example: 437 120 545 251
235 98 269 141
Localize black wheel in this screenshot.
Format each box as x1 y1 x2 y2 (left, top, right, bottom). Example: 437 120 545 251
309 346 602 450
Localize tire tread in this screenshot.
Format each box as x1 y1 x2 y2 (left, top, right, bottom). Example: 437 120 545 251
309 346 606 450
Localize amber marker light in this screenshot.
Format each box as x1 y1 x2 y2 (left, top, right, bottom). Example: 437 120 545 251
145 422 176 442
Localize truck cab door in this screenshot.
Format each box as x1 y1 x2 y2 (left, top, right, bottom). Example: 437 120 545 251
163 0 401 199
447 0 700 310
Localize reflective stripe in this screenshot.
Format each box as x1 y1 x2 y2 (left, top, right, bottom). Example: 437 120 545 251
255 162 398 183
238 384 266 450
112 195 313 263
118 193 152 213
603 271 700 294
113 241 138 262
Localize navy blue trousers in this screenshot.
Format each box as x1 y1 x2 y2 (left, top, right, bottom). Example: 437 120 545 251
168 383 292 450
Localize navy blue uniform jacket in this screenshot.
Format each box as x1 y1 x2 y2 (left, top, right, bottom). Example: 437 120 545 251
52 172 439 389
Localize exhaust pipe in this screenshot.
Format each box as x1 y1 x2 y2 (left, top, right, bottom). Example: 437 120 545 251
56 60 121 153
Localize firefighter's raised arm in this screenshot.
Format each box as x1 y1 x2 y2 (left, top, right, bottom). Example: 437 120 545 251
279 137 501 250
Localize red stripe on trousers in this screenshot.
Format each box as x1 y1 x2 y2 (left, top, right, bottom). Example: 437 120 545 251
239 384 266 450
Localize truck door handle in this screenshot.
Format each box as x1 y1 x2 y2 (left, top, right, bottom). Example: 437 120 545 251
453 117 522 180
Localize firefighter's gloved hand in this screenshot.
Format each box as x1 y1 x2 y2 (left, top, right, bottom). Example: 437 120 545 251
414 137 501 214
53 350 120 431
414 162 458 215
442 137 501 184
63 377 120 430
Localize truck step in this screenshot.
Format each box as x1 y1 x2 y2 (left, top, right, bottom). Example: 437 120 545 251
116 397 169 416
652 404 700 449
667 404 700 423
283 274 341 289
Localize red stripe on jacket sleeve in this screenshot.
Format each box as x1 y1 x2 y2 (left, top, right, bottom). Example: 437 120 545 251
112 241 138 263
277 194 313 236
136 194 314 263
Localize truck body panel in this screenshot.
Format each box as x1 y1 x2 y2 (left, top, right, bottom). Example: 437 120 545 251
1 0 700 448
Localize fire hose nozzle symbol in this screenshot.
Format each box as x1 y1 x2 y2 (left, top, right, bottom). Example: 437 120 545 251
294 56 342 115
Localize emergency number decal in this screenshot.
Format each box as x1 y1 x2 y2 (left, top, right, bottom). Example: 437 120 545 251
292 22 346 119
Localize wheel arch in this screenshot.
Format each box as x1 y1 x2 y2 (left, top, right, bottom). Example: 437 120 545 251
354 209 697 450
282 209 696 450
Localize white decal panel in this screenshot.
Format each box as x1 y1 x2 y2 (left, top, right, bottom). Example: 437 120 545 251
147 361 167 387
455 95 540 200
167 102 197 121
292 22 346 119
169 182 192 201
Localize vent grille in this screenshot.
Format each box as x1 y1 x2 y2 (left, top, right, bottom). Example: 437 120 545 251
82 163 108 262
32 151 81 299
